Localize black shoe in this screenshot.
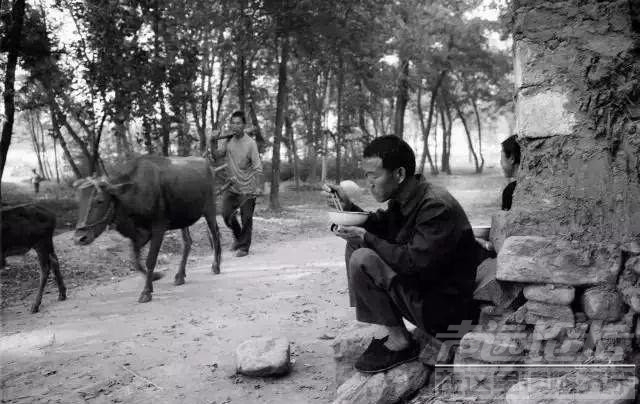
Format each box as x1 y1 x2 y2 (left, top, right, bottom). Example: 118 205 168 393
355 337 419 373
235 249 248 257
230 241 239 252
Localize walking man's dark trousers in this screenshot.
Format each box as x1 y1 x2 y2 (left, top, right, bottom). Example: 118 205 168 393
222 190 256 252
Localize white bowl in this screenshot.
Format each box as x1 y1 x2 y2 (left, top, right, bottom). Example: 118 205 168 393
328 211 369 226
472 225 491 240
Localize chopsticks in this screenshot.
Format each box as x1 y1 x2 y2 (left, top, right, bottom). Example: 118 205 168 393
323 184 343 212
331 192 343 212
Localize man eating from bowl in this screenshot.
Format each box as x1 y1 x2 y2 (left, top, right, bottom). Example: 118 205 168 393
326 135 477 373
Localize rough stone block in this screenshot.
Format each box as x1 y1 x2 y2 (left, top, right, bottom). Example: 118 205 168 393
532 321 567 341
457 331 528 363
474 258 522 309
506 373 637 404
507 301 574 328
523 284 575 305
497 236 612 286
621 241 640 256
626 255 640 276
477 305 514 328
617 267 640 313
412 328 454 367
513 40 546 89
587 316 634 363
516 90 576 138
525 301 574 326
582 287 624 321
489 211 509 254
333 361 429 404
332 322 387 386
452 356 519 394
235 337 290 377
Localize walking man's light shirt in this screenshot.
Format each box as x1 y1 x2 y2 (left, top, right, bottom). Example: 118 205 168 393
222 133 263 195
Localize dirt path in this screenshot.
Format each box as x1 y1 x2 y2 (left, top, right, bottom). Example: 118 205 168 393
1 235 354 404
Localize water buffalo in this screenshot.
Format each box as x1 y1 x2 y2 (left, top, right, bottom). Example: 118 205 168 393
1 203 66 313
73 155 222 303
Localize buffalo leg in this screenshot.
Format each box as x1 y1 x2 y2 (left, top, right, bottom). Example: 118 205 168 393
174 228 191 286
204 207 222 274
139 227 164 303
48 241 66 302
131 240 146 275
32 244 52 313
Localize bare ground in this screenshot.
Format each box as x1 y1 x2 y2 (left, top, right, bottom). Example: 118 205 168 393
1 170 505 404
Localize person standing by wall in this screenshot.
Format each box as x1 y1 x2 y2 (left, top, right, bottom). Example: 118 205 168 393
210 110 263 257
500 135 521 211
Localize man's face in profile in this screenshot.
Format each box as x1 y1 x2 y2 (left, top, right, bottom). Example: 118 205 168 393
362 157 403 203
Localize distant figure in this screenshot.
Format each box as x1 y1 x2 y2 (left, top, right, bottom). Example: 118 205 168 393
500 135 520 211
210 110 263 257
31 169 44 194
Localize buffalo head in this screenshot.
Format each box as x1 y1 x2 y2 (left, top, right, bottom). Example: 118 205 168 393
73 177 128 245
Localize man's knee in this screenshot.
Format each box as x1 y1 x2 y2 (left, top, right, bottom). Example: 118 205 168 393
349 247 379 268
348 248 380 284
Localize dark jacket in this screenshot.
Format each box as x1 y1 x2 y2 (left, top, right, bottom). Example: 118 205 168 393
353 175 477 301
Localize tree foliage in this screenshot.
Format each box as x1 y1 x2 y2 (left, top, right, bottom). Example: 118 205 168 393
3 0 512 201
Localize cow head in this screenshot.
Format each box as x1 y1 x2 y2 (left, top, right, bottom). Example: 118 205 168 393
73 177 128 245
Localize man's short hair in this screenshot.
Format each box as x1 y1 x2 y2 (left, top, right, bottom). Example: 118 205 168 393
230 110 246 124
501 135 521 165
363 135 416 176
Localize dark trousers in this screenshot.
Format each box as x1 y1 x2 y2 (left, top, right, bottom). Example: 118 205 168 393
345 241 468 335
221 190 256 252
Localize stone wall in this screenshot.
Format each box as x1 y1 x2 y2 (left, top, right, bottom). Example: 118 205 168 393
507 0 640 251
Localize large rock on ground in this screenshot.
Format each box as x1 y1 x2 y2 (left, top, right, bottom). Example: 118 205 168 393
235 337 290 377
497 236 617 285
582 287 624 321
506 374 637 404
332 362 429 404
523 284 575 305
332 322 387 386
474 258 522 308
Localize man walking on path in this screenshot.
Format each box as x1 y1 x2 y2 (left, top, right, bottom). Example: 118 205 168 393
326 135 477 373
211 110 263 257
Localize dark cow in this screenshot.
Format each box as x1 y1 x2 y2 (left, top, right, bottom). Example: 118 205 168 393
73 155 222 303
1 204 66 313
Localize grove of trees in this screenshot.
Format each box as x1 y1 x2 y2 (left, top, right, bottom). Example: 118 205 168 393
1 0 512 209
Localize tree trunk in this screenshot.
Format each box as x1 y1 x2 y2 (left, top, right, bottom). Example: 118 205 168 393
142 117 154 154
471 98 485 172
50 104 82 179
440 105 451 175
285 116 299 191
247 63 266 153
237 52 246 111
393 58 410 138
335 54 344 183
416 85 439 176
0 0 26 182
270 36 289 210
455 102 481 173
53 135 60 183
